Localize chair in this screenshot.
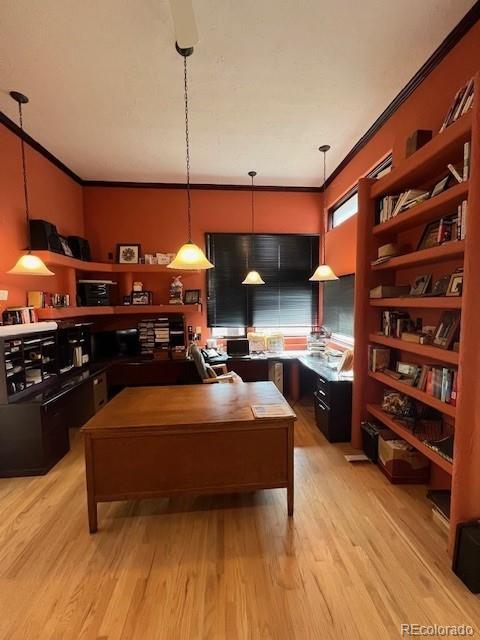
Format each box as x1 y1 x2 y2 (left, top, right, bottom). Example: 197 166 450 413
189 345 242 384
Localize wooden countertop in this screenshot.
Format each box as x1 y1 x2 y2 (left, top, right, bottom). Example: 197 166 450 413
82 381 296 432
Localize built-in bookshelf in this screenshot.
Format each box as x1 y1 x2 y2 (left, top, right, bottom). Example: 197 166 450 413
352 73 480 554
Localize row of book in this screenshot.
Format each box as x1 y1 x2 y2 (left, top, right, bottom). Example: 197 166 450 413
440 77 474 132
376 142 470 226
436 201 467 244
1 307 37 326
27 291 70 309
416 364 458 405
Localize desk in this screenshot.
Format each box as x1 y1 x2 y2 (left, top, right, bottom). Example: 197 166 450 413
82 381 296 532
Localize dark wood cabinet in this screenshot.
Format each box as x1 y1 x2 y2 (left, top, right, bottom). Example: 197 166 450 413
227 359 269 382
313 373 352 443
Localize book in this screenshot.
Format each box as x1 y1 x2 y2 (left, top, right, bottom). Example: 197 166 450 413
440 78 474 132
463 141 471 181
447 163 463 184
400 331 421 344
369 285 410 299
450 371 458 406
251 404 293 419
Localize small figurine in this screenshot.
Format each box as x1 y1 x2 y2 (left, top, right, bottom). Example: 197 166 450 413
169 275 184 305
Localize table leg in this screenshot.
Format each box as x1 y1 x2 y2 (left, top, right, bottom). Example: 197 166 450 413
84 435 98 533
287 421 294 516
88 498 98 533
287 484 294 516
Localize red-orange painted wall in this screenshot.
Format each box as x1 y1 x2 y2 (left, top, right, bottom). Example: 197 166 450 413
83 187 322 336
0 124 84 310
325 20 480 277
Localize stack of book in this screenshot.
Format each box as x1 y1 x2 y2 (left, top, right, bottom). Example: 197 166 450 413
377 189 430 224
416 365 458 405
2 307 37 325
440 78 474 132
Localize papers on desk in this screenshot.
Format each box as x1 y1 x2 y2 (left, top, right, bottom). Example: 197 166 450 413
251 404 292 419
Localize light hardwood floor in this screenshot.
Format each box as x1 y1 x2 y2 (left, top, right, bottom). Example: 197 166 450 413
0 400 478 639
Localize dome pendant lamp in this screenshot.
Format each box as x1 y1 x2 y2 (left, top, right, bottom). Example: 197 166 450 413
242 171 265 285
7 92 54 276
309 145 338 282
168 44 213 271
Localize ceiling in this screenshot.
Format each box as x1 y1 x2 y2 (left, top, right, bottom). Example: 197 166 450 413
0 0 476 187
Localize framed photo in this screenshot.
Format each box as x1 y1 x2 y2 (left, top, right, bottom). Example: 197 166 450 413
417 221 440 251
409 274 431 296
117 243 141 264
430 175 451 198
432 311 460 349
131 291 152 305
184 289 201 304
122 295 131 306
446 269 463 297
59 236 74 257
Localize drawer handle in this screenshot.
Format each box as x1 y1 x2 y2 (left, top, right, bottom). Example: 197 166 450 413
318 389 326 396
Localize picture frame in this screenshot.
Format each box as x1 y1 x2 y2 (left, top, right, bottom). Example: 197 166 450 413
396 361 419 378
117 243 141 264
446 269 463 297
417 222 440 250
425 275 451 297
131 291 152 305
432 311 460 349
409 274 431 296
184 289 201 304
430 175 451 198
59 236 74 257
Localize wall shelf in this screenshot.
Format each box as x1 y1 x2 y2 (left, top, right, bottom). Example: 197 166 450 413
370 297 462 309
369 333 459 365
33 251 197 274
113 304 202 314
367 404 453 475
36 304 202 320
368 371 456 418
372 181 469 237
371 240 465 271
37 307 115 319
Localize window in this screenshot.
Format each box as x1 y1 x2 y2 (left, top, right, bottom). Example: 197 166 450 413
211 327 246 338
328 154 393 229
323 274 355 339
206 233 319 330
330 190 358 228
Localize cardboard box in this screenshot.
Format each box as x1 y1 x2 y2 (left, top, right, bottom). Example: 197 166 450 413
378 429 430 484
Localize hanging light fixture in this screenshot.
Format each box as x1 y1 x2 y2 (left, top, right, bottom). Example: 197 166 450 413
7 92 54 276
242 171 265 285
309 144 338 282
168 44 214 271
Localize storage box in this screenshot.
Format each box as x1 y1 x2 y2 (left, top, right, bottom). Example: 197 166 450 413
378 429 430 484
369 285 410 299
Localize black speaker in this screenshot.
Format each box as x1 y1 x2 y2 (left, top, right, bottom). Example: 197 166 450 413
453 521 480 593
29 219 63 254
68 236 91 261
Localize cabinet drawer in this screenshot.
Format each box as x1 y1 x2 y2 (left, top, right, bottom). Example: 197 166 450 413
92 372 108 412
315 375 330 405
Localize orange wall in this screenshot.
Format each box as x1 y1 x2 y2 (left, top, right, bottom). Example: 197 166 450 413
0 124 84 309
83 187 322 336
325 20 480 276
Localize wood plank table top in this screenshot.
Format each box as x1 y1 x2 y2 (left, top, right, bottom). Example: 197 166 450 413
82 381 296 433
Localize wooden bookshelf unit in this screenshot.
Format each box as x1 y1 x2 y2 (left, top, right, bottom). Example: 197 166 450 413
352 73 480 553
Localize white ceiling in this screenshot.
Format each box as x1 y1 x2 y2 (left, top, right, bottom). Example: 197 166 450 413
0 0 475 186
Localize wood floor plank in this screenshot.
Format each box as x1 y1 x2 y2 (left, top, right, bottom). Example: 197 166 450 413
0 399 478 639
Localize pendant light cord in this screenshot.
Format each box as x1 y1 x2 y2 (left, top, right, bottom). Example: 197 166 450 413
322 149 327 263
18 101 31 250
251 172 255 234
183 55 192 242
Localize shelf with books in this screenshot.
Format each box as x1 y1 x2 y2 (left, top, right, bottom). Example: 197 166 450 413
368 371 456 418
370 297 462 309
354 72 479 555
36 306 115 319
373 181 469 237
367 404 453 475
36 304 202 320
371 110 472 198
369 334 459 366
371 240 465 271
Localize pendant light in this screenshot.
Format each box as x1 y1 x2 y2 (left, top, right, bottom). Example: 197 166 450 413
168 45 214 271
309 145 338 282
7 92 54 276
242 171 265 285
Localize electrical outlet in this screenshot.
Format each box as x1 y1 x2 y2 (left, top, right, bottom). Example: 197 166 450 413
0 290 8 301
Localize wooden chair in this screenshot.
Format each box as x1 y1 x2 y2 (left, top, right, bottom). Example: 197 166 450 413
189 345 242 384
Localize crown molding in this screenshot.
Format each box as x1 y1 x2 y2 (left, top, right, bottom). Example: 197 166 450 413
82 180 321 193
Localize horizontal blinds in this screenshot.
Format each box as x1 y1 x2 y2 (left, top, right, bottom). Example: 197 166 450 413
207 233 319 328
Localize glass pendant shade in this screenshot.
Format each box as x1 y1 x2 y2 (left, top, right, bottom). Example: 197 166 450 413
7 253 55 276
309 264 338 281
167 243 214 270
242 270 265 285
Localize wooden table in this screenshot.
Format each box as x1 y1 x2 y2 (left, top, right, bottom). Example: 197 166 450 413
82 381 296 532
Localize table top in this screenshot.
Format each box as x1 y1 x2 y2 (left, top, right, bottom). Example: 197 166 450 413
82 381 296 432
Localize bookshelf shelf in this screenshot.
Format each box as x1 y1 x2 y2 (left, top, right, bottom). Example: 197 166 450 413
373 181 469 237
371 240 465 271
353 72 479 554
36 304 202 320
369 297 462 309
367 404 453 475
368 371 457 417
369 333 459 365
371 111 472 198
